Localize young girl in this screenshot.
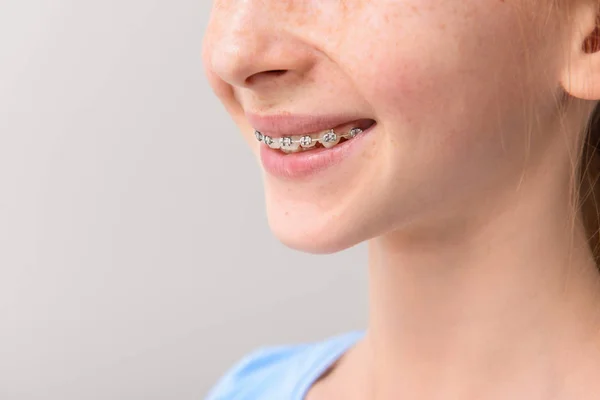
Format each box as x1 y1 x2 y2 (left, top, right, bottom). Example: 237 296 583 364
202 0 600 398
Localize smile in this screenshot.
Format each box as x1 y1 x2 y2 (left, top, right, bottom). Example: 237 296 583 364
256 118 378 179
254 120 375 154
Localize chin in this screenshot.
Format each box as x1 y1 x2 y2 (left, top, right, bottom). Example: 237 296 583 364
265 205 364 255
260 165 393 254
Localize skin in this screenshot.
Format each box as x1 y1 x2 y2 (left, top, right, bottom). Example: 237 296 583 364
203 0 600 399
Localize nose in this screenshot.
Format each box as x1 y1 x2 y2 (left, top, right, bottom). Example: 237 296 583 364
204 3 315 90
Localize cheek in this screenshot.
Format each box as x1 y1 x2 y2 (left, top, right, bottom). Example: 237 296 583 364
336 2 551 212
353 3 536 156
353 2 523 112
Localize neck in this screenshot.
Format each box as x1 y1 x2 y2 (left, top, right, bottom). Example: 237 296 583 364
364 157 600 399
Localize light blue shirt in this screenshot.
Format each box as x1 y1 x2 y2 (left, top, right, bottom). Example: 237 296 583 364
205 331 364 400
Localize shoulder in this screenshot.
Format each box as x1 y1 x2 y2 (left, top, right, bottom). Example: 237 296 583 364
205 331 363 400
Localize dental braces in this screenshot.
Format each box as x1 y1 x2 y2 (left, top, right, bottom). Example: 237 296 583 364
254 127 363 149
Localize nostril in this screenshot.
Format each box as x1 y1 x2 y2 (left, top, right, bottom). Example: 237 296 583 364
246 69 288 85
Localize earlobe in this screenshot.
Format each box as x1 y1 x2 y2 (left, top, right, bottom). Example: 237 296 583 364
560 6 600 101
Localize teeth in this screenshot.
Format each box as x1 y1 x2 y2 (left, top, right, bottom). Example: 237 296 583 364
320 129 340 148
348 128 363 138
255 126 365 153
299 135 315 148
264 135 280 149
280 136 300 152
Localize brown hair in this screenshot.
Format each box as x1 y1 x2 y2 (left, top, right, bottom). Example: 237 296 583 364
577 14 600 265
580 103 600 266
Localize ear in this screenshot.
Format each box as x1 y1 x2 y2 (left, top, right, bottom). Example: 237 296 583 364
560 3 600 100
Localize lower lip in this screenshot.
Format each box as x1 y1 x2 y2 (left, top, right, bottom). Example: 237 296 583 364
259 124 376 179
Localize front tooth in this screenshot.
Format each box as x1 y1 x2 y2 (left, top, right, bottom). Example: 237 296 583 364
299 135 316 148
280 136 300 151
291 136 303 151
320 129 340 148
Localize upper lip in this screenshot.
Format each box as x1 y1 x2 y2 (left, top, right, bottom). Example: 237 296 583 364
245 112 366 137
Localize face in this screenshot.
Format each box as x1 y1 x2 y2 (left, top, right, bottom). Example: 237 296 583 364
203 1 567 254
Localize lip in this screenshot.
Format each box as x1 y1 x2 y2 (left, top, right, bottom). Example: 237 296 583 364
246 112 367 138
259 122 377 179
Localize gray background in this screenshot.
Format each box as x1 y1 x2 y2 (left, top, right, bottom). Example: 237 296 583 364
0 1 368 399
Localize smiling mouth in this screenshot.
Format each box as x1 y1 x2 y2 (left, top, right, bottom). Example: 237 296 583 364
254 119 376 154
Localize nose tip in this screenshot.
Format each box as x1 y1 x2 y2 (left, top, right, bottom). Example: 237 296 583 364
210 47 288 88
205 21 314 90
